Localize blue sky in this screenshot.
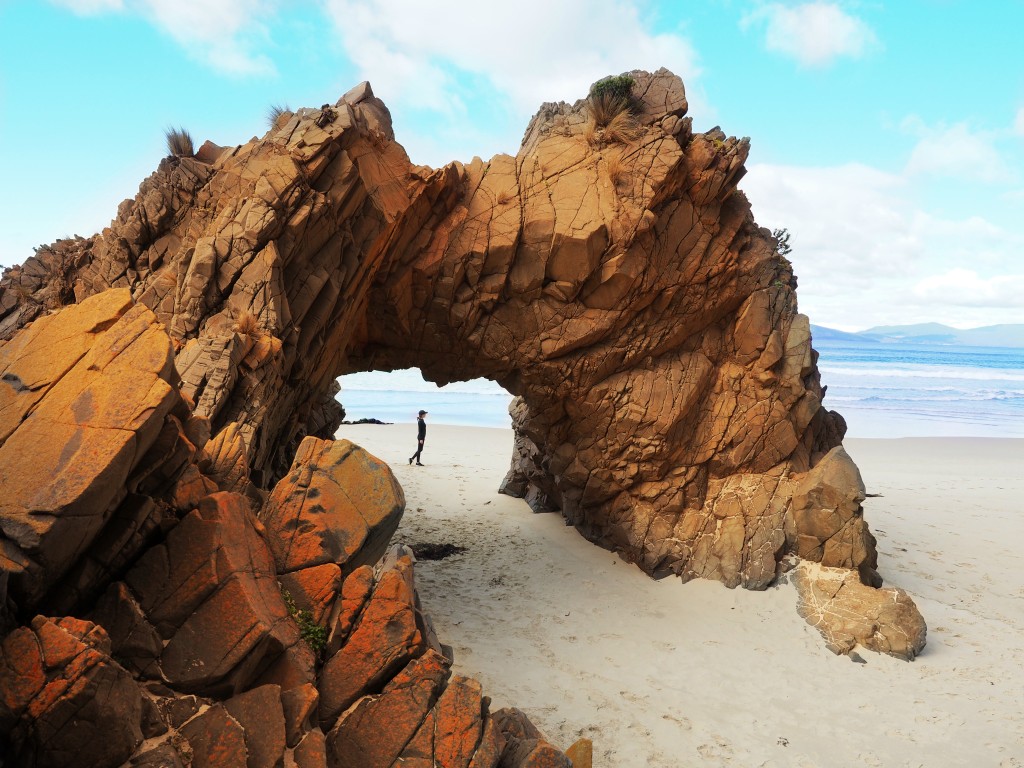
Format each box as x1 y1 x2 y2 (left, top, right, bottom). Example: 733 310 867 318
1 0 1022 330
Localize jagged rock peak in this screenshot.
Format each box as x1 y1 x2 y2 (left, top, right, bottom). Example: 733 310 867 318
520 67 689 156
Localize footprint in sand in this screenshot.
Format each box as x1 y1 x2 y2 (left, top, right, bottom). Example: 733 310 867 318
884 727 913 740
914 711 962 727
856 753 884 768
696 738 733 760
625 721 652 737
660 713 692 730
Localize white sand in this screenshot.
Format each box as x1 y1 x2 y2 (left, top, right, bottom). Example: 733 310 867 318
336 423 1024 767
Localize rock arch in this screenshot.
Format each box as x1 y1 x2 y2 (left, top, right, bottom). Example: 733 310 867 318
2 70 872 590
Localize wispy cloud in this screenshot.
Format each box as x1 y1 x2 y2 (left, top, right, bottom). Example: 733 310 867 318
902 117 1012 184
320 0 703 164
49 0 704 161
49 0 279 76
741 160 1024 327
51 0 124 11
322 0 700 113
1015 108 1024 136
741 2 877 67
742 162 919 287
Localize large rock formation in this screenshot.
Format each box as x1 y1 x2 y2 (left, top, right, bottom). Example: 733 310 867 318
0 68 926 764
0 289 575 766
1 70 881 592
0 289 204 616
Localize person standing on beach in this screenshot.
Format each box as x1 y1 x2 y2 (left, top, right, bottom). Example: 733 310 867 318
409 410 427 465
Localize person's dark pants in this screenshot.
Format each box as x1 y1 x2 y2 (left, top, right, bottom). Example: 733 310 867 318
411 439 424 464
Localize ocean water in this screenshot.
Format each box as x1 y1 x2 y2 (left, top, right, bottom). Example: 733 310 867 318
815 340 1024 438
337 370 515 428
337 341 1024 438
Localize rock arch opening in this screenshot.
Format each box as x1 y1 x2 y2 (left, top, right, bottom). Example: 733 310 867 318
0 69 931 768
2 70 878 593
336 368 514 428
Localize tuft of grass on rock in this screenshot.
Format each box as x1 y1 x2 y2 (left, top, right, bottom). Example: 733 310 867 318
590 74 637 109
585 76 640 146
267 103 291 128
232 309 261 338
587 91 630 128
601 108 638 145
606 154 627 187
165 126 194 158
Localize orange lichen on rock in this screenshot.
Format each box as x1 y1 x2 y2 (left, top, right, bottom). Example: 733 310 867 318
0 69 927 767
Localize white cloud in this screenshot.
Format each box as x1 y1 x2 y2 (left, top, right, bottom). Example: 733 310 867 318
1014 108 1024 136
50 0 279 76
321 0 702 163
912 269 1024 308
742 162 918 286
143 0 278 76
903 119 1011 184
741 2 877 67
48 0 703 157
323 0 699 112
741 162 1024 328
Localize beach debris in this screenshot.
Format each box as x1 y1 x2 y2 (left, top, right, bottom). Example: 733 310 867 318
410 541 468 560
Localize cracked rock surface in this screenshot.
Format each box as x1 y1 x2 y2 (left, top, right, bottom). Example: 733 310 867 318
793 562 927 661
4 70 879 590
0 298 574 767
0 67 923 765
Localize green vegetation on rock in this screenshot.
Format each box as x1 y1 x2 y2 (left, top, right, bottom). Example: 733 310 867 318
282 589 329 654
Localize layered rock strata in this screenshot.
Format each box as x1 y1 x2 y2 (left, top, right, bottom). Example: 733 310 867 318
0 295 575 766
0 70 881 592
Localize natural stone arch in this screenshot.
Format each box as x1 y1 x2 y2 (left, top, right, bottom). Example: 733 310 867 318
0 70 875 591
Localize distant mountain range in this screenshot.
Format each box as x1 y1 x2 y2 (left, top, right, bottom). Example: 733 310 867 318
810 322 1024 348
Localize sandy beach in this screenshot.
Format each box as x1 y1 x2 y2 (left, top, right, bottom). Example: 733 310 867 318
336 423 1024 767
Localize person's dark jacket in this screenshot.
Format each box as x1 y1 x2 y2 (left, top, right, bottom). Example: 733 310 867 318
417 417 426 440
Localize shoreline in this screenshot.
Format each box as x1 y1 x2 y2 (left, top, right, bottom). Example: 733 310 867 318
336 423 1024 766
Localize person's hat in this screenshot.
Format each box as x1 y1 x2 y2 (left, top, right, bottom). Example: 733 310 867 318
418 410 428 415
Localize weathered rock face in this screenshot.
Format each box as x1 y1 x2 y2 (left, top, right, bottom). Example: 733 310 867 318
0 289 200 616
123 491 300 696
0 617 144 768
0 294 573 765
0 65 928 765
262 436 404 578
793 562 927 661
2 69 873 590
